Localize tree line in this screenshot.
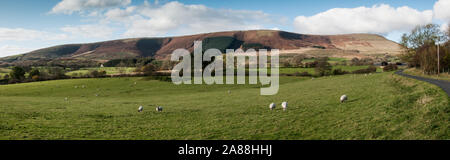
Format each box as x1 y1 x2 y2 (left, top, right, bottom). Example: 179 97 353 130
401 24 450 74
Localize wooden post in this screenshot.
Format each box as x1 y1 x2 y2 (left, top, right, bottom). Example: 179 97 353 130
437 43 440 76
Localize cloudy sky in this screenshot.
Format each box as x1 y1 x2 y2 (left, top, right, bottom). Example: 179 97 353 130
0 0 449 57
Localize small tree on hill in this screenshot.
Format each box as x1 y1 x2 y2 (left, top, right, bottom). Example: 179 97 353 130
291 55 305 67
315 57 332 76
10 66 25 81
141 64 156 76
29 68 40 79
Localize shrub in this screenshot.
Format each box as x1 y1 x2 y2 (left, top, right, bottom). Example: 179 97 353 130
90 70 107 78
315 57 332 76
29 68 40 79
141 64 156 76
332 69 349 75
10 66 25 81
291 55 305 67
383 64 398 72
352 66 378 74
294 71 312 77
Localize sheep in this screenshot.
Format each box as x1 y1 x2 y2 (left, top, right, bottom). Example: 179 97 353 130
269 103 276 110
138 106 143 112
281 102 288 111
340 95 348 103
64 97 68 101
228 90 231 94
156 106 163 112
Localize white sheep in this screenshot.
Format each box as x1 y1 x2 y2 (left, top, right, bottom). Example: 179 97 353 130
64 97 68 101
340 95 348 103
282 102 288 111
269 103 276 110
138 106 143 112
156 106 163 112
228 90 231 94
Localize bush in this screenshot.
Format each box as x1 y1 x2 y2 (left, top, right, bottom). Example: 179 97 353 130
291 55 305 67
352 66 378 74
29 68 40 79
141 64 156 76
383 64 398 72
315 57 332 76
332 69 349 75
294 71 312 77
10 66 25 81
90 70 107 78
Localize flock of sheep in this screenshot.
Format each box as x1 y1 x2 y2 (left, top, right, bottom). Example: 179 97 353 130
67 82 349 113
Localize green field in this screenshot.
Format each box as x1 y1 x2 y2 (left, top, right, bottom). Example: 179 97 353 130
66 67 137 77
279 65 376 75
0 72 448 140
0 68 11 77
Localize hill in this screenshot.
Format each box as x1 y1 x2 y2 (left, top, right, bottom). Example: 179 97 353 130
0 30 404 66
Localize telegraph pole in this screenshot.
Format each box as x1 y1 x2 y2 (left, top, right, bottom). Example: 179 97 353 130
437 42 440 75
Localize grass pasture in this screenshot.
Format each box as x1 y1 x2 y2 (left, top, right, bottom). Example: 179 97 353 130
0 68 11 77
66 67 137 77
0 72 448 140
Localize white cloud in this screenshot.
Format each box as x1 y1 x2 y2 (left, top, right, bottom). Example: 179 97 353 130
293 4 433 35
104 1 272 37
61 24 115 38
0 28 68 42
51 0 131 14
0 45 34 57
434 0 450 22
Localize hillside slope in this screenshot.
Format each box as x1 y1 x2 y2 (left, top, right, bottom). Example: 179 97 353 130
0 30 404 66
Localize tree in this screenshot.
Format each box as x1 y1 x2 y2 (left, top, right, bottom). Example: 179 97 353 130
141 64 156 76
291 55 305 67
29 68 40 78
401 24 446 49
401 23 449 73
10 66 25 81
315 57 332 76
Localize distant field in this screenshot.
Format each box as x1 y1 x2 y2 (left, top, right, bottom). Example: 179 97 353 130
279 65 373 75
0 72 447 140
403 68 450 82
0 68 11 77
66 67 137 77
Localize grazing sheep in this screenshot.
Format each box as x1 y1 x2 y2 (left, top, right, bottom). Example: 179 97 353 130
228 90 231 94
138 106 143 112
82 85 86 88
156 106 163 112
134 82 137 85
269 103 276 110
64 97 68 101
74 86 78 89
282 102 288 111
340 95 348 103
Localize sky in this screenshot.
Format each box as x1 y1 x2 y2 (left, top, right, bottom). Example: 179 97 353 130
0 0 449 57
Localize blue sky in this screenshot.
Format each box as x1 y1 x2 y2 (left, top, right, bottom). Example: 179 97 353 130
0 0 449 57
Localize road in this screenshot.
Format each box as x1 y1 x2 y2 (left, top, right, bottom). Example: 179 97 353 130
395 70 450 96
